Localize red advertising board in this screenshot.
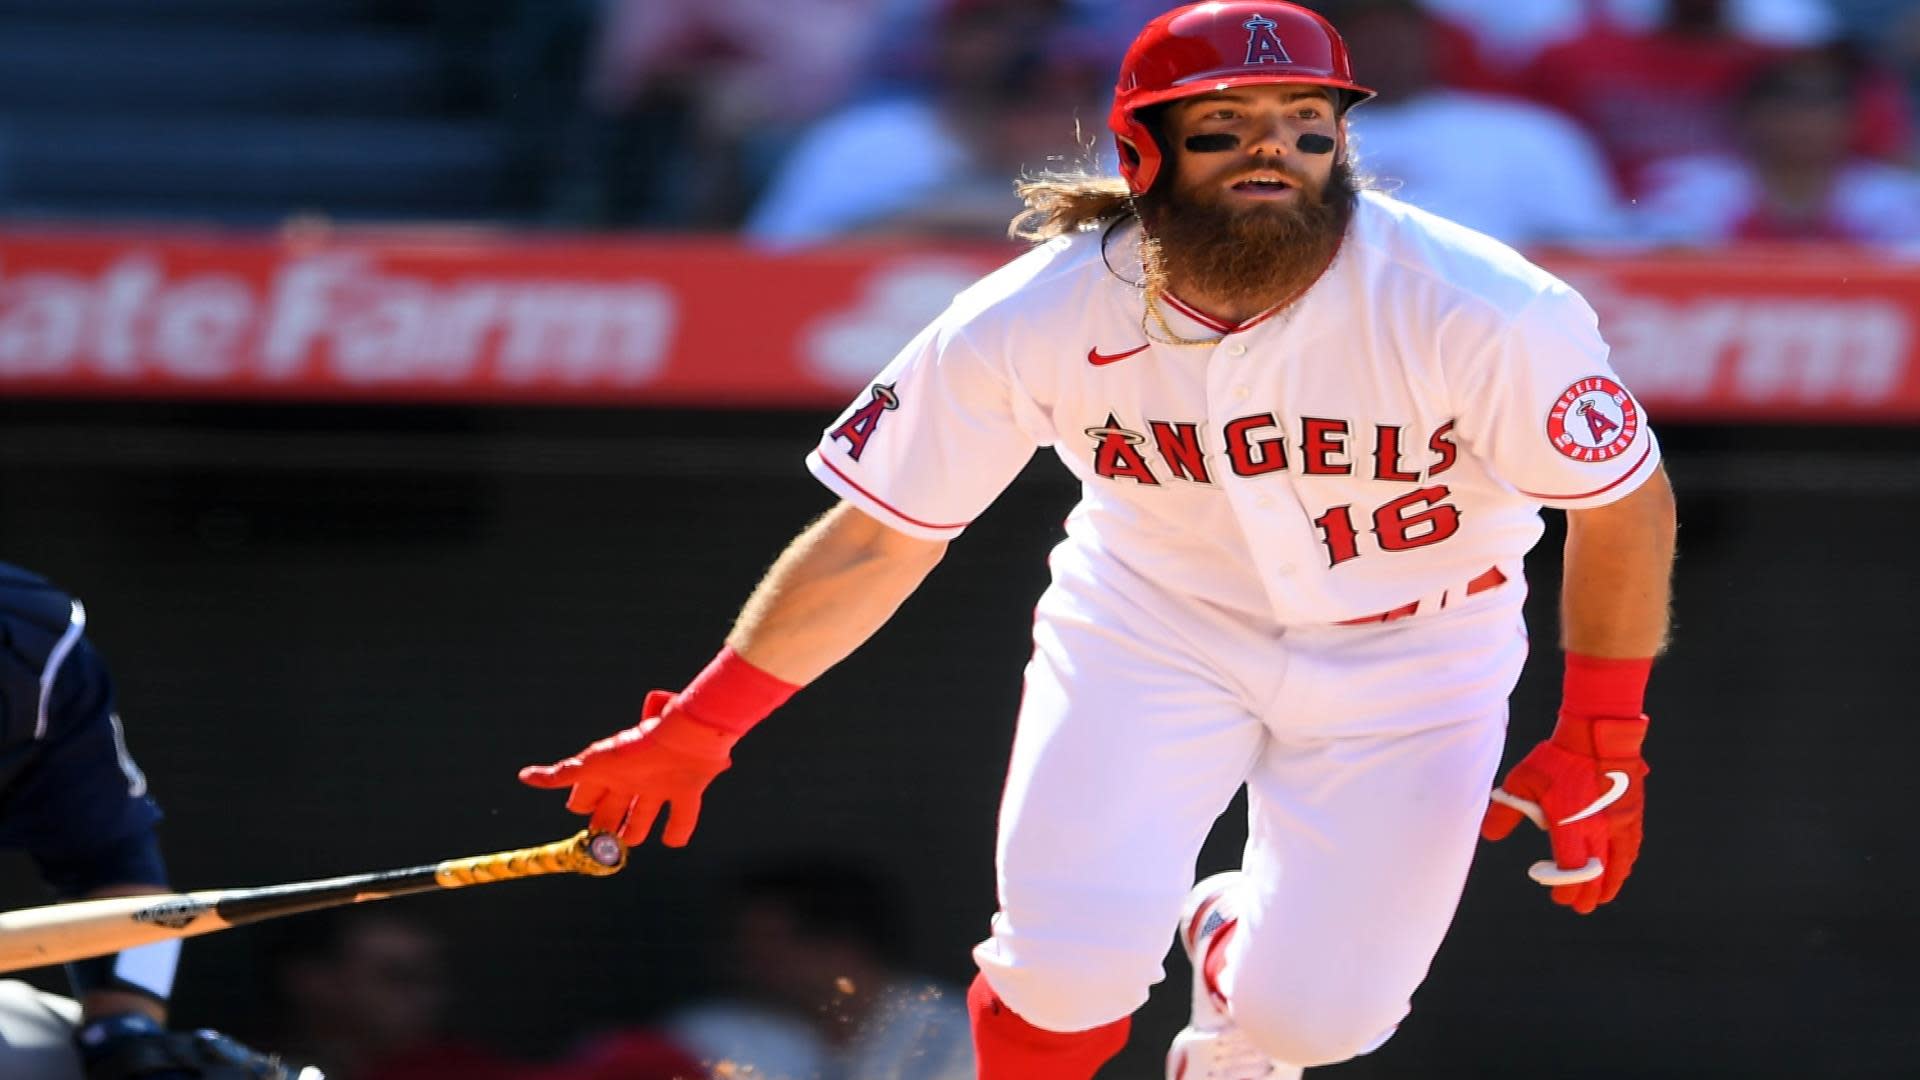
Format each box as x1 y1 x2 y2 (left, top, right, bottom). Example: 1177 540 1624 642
1545 248 1920 423
2 225 1916 420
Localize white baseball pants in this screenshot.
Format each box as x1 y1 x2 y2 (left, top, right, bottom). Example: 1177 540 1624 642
972 555 1530 1068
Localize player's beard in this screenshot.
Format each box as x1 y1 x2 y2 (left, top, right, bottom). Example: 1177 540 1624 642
1139 162 1358 313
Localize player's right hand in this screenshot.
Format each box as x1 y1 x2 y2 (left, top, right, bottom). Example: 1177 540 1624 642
75 1013 323 1079
519 690 739 847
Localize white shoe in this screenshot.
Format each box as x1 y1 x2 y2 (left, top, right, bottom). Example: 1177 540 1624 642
1177 870 1244 1034
1167 1025 1299 1080
1167 872 1302 1080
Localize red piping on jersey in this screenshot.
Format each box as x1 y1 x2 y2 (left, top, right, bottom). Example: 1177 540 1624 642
1518 444 1655 502
817 456 968 532
1160 233 1344 335
1162 291 1294 335
1161 292 1244 333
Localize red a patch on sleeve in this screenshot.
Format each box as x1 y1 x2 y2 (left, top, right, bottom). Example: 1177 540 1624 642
829 384 900 461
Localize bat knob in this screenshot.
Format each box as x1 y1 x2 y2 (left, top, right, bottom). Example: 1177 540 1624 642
582 831 628 873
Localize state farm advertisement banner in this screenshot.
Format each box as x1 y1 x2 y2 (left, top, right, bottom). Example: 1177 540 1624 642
0 227 997 408
1548 250 1920 423
1 226 1916 420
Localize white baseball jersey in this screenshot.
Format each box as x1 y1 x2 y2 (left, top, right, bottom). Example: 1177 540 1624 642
807 190 1658 625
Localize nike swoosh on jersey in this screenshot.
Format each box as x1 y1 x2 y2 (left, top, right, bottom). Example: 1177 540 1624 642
1087 344 1150 366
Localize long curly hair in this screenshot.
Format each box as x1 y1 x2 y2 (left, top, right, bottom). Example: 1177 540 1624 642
1007 173 1138 242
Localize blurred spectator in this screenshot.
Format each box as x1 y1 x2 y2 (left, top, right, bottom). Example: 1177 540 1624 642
368 0 527 112
1520 0 1912 193
1411 0 1597 69
856 0 1161 97
746 0 1106 247
1636 48 1920 246
545 0 886 227
1876 4 1920 120
256 908 521 1080
662 858 972 1080
586 0 881 135
1832 0 1919 39
1421 0 1842 71
1321 0 1626 246
527 1029 705 1080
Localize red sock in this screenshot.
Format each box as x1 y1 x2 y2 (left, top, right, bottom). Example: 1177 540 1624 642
968 971 1130 1080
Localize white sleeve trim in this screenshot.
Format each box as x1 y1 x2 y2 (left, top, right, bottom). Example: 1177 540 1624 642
1520 433 1663 510
805 449 971 542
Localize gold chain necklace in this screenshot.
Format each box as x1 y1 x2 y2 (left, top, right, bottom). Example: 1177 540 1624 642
1133 227 1342 351
1140 285 1224 348
1134 229 1223 349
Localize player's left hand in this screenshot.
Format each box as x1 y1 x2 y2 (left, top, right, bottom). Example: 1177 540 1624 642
75 1013 323 1079
1480 712 1649 914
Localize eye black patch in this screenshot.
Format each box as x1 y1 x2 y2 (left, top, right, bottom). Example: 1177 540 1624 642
1295 133 1336 154
1183 133 1240 153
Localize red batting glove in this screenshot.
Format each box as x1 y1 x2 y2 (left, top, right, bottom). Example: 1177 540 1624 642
519 647 799 847
519 690 737 847
1481 654 1653 914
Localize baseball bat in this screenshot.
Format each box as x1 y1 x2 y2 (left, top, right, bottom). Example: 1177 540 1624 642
0 830 627 975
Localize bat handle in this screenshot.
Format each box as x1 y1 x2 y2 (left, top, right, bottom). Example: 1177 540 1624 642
433 830 627 888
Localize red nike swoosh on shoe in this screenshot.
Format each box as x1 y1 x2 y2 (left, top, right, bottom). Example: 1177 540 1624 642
1087 344 1150 366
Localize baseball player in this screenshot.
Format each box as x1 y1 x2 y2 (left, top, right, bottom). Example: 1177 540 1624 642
0 562 319 1079
521 3 1678 1077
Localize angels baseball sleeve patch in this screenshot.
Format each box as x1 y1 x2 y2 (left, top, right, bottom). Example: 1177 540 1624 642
1547 377 1641 463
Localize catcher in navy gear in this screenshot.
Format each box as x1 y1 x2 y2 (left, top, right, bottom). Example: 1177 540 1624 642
0 563 319 1079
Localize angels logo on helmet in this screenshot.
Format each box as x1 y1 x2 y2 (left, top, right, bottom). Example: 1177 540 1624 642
1241 14 1293 66
1106 1 1377 193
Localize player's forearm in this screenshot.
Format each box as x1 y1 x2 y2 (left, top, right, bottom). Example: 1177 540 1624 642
1559 466 1676 658
76 884 171 1024
725 502 948 685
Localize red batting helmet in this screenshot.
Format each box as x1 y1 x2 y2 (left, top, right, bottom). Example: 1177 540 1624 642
1109 2 1376 193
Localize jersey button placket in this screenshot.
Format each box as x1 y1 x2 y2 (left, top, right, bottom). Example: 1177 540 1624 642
1212 329 1294 623
1212 333 1272 515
